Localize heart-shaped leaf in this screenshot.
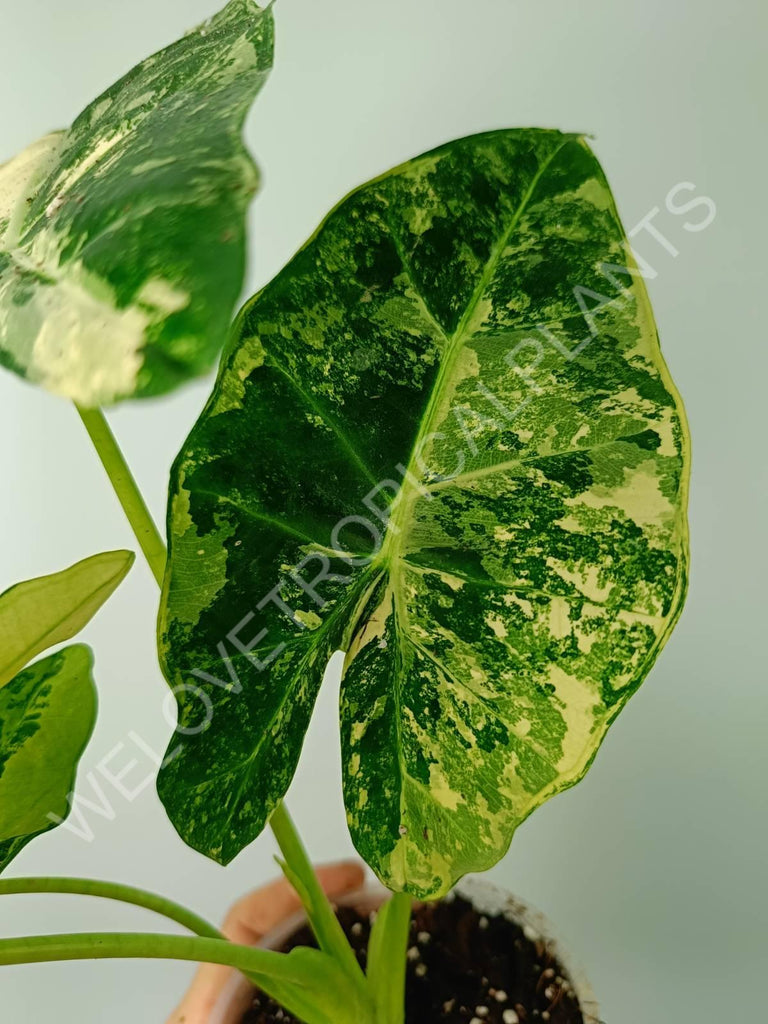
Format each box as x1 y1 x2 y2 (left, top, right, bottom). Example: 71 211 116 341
0 645 97 873
0 0 274 406
0 550 134 689
158 130 689 897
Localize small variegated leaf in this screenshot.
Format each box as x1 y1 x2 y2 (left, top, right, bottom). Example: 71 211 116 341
0 0 273 406
0 645 97 873
158 130 689 897
0 550 134 689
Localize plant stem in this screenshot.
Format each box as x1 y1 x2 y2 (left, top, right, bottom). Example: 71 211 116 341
387 893 412 1021
0 931 251 969
270 803 364 984
0 878 223 941
75 405 166 587
366 891 412 1024
269 804 313 881
0 932 370 1024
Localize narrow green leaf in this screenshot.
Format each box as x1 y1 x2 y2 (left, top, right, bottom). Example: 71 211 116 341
0 0 274 405
0 645 97 872
0 550 134 689
158 130 689 897
366 893 411 1024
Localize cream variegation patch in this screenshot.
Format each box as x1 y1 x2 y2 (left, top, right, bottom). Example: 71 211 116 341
29 285 146 405
0 132 66 246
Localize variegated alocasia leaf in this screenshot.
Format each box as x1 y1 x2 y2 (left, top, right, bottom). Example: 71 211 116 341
158 129 689 898
0 645 97 873
0 550 134 689
0 0 273 406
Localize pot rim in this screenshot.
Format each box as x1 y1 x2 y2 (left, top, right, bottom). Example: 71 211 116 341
209 876 599 1024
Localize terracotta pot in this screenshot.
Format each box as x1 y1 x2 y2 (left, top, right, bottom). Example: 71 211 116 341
208 878 599 1024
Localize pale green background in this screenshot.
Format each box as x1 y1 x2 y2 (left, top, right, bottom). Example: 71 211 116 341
0 0 765 1021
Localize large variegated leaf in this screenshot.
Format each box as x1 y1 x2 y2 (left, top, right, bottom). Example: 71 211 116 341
158 130 689 897
0 0 273 406
0 646 97 873
0 550 134 688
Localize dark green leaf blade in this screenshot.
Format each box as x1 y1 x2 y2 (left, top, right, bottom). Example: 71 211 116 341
0 645 97 873
159 130 689 897
0 0 274 405
0 550 134 689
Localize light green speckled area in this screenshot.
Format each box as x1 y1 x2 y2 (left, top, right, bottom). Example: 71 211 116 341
159 129 689 897
0 0 273 405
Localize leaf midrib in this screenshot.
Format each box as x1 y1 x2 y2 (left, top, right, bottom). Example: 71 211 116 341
380 137 577 610
361 138 575 877
382 136 575 573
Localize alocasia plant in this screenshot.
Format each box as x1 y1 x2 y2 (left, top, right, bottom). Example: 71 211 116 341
158 128 689 898
0 3 690 1023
